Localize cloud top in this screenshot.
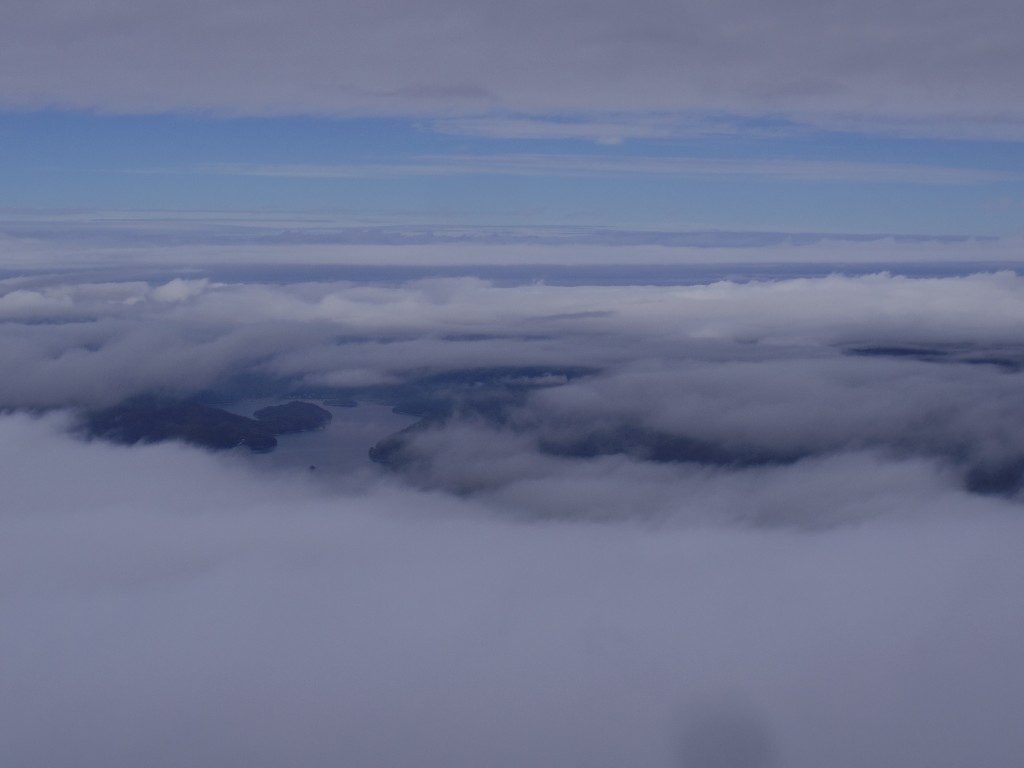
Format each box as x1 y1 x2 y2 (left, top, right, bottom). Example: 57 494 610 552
6 264 1024 764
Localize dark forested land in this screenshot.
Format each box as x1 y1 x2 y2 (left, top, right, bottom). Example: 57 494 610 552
84 397 332 452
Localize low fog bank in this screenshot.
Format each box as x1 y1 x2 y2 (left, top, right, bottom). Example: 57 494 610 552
3 413 1024 768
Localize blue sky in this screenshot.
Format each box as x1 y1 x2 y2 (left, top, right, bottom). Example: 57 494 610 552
2 110 1022 236
2 0 1023 241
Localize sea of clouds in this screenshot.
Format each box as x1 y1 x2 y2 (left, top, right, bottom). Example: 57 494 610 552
4 267 1024 766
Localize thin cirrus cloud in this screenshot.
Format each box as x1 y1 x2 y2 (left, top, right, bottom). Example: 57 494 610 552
429 115 804 144
434 114 1024 144
190 155 1021 185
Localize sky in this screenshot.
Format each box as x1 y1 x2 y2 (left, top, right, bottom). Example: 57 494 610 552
1 0 1023 238
2 111 1024 235
5 4 1024 767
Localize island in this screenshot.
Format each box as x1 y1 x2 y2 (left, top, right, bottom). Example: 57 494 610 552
83 396 332 452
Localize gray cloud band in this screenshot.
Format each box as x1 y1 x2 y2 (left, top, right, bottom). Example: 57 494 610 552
2 0 1023 135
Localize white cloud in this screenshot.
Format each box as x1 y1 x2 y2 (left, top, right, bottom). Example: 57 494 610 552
151 277 211 302
194 155 1023 185
3 412 1024 766
5 264 1024 764
5 269 1024 409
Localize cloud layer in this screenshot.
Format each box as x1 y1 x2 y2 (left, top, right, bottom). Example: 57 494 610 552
6 266 1024 765
3 0 1023 135
0 212 1018 273
6 267 1024 508
4 411 1024 767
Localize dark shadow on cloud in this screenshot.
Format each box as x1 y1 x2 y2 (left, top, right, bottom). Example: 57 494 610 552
846 345 1024 371
676 700 777 768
